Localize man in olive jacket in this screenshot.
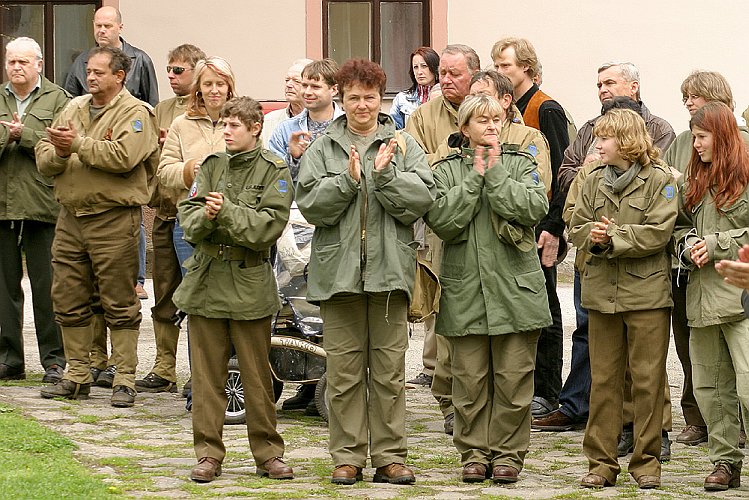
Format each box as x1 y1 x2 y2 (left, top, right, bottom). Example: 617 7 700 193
0 37 69 382
36 46 159 408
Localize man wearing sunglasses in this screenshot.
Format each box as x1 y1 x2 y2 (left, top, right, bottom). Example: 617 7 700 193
135 44 206 396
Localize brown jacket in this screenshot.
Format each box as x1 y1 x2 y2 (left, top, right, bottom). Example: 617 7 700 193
157 112 225 205
150 95 188 219
35 88 159 216
558 103 675 193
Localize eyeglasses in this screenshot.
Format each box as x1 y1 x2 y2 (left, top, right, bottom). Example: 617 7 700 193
682 94 702 104
166 66 191 75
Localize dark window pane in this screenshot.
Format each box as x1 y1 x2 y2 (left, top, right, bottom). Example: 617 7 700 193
54 4 95 85
328 2 371 66
1 4 44 80
381 2 423 93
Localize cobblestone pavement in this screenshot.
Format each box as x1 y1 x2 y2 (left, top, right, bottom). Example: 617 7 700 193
1 277 748 498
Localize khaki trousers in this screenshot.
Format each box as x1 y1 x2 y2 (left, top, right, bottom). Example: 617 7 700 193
190 314 284 465
584 308 669 484
52 206 141 387
148 217 183 381
432 335 453 417
321 291 409 468
418 234 442 378
690 319 749 467
449 331 540 470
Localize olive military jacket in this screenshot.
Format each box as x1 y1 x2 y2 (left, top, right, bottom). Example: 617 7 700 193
296 113 436 303
569 161 677 313
35 88 159 215
173 147 293 320
424 148 551 336
673 185 749 328
0 76 70 223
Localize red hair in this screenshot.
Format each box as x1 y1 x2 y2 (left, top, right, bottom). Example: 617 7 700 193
684 101 749 212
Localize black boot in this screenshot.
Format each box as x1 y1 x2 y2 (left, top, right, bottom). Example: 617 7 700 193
282 384 316 410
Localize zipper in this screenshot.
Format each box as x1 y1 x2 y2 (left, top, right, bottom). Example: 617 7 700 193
360 160 368 279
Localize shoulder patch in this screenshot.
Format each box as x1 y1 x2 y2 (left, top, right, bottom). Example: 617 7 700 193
662 184 676 201
527 144 538 157
261 148 288 168
276 179 289 194
531 170 540 185
188 180 198 198
131 119 143 133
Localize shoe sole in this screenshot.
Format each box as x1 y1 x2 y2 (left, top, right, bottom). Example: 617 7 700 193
676 437 708 446
492 476 519 484
532 423 586 432
331 475 362 485
111 400 134 408
256 469 294 480
0 373 26 381
373 473 415 484
41 391 89 400
135 385 178 393
191 465 222 483
462 475 486 483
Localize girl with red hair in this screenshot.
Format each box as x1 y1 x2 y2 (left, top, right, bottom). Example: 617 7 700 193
674 101 749 491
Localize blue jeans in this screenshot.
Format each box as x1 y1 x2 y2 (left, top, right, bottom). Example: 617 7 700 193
172 219 194 276
558 270 591 421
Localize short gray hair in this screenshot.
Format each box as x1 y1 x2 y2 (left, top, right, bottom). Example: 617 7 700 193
6 36 43 61
442 44 481 73
598 61 640 99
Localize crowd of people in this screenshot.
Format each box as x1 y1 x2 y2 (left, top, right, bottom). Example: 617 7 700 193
4 5 749 492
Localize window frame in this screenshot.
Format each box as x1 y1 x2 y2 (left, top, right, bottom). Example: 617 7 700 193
322 0 431 95
1 0 100 82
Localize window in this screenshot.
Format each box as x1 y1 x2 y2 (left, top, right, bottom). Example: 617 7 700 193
1 1 99 85
323 0 430 94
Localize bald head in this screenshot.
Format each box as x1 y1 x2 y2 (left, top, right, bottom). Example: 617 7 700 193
93 7 123 48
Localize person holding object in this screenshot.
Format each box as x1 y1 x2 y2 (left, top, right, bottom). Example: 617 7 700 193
173 96 294 483
570 109 677 489
716 244 749 317
296 59 435 486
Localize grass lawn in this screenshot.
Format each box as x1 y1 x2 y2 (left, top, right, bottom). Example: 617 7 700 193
0 403 119 499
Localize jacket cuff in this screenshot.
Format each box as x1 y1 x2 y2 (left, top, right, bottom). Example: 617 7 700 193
183 160 197 189
70 135 83 153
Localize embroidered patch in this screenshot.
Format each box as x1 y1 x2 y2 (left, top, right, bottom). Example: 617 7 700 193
189 181 198 198
527 144 538 157
131 119 143 133
662 185 676 201
531 171 540 185
276 179 288 194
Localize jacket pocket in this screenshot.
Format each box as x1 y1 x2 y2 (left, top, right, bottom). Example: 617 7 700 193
233 262 279 313
514 268 546 294
624 258 662 279
722 198 749 229
237 187 263 208
26 109 54 126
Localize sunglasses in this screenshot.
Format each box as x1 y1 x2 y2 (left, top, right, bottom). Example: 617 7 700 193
166 66 191 75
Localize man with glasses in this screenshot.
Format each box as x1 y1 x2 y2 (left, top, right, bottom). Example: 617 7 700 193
135 44 206 395
261 59 313 147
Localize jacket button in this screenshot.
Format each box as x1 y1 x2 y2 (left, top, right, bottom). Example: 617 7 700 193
610 280 616 285
608 297 615 303
227 183 232 188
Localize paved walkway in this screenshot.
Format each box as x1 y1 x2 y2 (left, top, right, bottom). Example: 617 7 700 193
1 278 747 498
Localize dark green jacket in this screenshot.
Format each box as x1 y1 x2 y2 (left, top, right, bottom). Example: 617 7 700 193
173 147 293 320
0 77 69 223
296 113 436 302
425 147 551 336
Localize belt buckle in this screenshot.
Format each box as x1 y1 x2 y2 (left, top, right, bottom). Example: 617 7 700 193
217 244 227 260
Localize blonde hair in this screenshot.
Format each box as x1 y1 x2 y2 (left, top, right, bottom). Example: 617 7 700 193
458 94 504 133
490 37 538 79
593 109 660 167
681 71 734 110
186 56 236 117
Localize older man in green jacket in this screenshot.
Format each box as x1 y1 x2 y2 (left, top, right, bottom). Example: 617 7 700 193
0 37 69 382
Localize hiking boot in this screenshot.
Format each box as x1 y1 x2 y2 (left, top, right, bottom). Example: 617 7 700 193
111 385 136 407
0 363 25 381
135 372 177 393
282 384 315 410
182 377 191 398
531 396 558 417
42 364 64 384
331 464 362 485
407 372 433 386
40 379 90 399
90 367 103 383
373 463 415 484
618 426 634 457
704 462 741 491
96 365 116 388
190 457 221 482
675 425 708 446
256 457 294 479
444 413 454 435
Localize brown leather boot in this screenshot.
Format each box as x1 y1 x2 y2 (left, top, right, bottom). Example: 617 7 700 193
190 457 221 483
256 457 293 479
373 463 415 484
704 463 740 491
331 464 363 485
